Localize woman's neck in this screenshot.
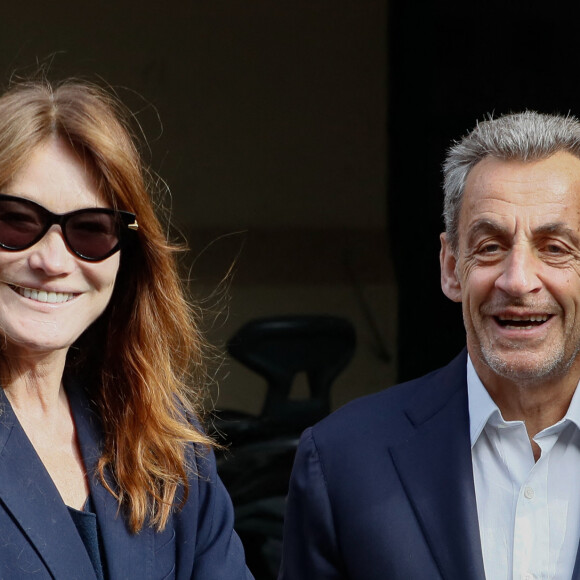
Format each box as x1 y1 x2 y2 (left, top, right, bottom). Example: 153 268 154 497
1 348 68 415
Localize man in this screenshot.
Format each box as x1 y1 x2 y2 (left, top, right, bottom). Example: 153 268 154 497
279 111 580 580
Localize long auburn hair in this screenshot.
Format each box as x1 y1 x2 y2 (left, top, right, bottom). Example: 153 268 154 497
0 79 214 532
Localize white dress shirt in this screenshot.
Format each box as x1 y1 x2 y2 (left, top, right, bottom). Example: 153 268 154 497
468 356 580 580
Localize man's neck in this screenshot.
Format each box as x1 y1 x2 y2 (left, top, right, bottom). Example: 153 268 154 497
472 356 580 440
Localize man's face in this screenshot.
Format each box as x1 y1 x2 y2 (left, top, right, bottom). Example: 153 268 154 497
440 151 580 385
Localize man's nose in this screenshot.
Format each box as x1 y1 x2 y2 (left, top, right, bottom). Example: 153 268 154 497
494 244 542 297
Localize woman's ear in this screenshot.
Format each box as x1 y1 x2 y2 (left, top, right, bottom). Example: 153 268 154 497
440 233 462 303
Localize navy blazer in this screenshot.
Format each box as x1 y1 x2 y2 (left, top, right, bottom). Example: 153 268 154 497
279 350 580 580
0 382 253 580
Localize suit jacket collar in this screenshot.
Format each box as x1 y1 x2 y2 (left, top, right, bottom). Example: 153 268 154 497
389 350 486 580
390 350 580 580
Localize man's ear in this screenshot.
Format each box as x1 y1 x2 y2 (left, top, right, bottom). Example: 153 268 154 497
440 233 462 303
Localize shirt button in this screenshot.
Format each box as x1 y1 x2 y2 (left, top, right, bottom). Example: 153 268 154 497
524 486 535 499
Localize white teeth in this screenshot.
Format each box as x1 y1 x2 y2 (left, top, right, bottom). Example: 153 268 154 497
499 315 549 322
17 286 74 303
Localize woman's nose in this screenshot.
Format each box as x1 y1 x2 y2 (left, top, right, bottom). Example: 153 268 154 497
26 226 76 275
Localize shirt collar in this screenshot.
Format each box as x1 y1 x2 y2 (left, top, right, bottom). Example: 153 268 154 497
467 355 580 447
467 356 498 447
563 375 580 432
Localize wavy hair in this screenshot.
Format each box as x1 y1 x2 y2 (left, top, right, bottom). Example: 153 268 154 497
0 79 214 532
443 111 580 252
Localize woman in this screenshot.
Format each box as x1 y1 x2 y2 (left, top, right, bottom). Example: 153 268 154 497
0 79 252 579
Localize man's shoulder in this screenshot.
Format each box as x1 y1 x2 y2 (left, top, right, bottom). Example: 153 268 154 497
309 349 468 448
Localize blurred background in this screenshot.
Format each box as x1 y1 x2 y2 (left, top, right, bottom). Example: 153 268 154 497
5 0 580 416
1 1 391 412
4 1 580 576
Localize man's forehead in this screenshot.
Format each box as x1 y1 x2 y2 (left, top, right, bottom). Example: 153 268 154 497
456 152 580 242
462 152 580 203
465 151 580 184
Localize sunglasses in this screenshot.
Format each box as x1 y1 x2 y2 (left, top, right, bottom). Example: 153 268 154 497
0 194 138 261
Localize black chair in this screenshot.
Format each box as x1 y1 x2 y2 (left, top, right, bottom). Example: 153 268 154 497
216 315 356 443
214 315 356 579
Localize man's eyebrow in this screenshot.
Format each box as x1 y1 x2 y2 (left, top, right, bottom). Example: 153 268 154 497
465 219 580 246
534 222 580 245
465 219 508 245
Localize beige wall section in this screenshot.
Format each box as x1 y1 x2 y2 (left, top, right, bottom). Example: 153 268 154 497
203 281 396 415
190 226 395 414
2 0 391 413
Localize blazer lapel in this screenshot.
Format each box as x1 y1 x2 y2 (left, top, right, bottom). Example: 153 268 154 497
67 381 153 580
389 351 486 580
0 390 97 579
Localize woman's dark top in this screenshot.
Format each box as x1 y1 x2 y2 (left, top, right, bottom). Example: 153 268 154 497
67 498 105 580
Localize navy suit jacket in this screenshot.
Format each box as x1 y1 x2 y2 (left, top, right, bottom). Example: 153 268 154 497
279 350 580 580
0 382 253 580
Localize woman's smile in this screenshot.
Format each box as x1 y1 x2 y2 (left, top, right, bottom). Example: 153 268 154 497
8 283 77 304
0 138 120 355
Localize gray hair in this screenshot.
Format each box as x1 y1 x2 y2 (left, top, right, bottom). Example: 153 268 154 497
443 111 580 251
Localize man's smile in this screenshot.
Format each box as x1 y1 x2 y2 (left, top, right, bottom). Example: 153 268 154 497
495 314 551 330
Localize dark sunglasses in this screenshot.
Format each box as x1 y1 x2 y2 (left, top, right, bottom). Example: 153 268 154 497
0 194 138 261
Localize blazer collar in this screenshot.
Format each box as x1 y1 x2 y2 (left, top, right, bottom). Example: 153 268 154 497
0 387 98 579
389 350 486 580
66 380 154 580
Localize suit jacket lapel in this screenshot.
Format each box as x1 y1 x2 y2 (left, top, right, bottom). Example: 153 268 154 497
573 547 580 580
389 351 486 580
67 381 153 580
0 389 97 579
570 508 580 578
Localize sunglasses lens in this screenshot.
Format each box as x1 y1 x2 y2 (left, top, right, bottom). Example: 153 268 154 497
66 212 120 260
0 198 125 261
0 199 44 249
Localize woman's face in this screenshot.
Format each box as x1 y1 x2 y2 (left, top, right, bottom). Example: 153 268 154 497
0 137 120 358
